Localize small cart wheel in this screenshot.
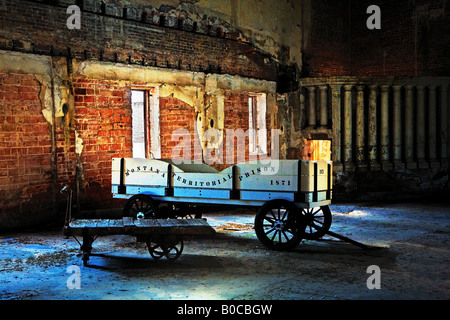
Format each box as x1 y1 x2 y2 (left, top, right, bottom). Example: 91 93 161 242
147 242 166 260
146 236 184 261
165 240 184 261
254 199 305 251
123 194 158 219
301 205 332 240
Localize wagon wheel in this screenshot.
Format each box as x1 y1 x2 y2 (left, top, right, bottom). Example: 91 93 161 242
123 194 158 219
146 236 184 261
254 199 306 251
301 205 332 240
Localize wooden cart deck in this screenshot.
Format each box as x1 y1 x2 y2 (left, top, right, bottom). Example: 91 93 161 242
63 217 216 237
63 217 216 264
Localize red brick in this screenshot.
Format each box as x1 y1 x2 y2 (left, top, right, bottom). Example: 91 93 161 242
83 96 95 103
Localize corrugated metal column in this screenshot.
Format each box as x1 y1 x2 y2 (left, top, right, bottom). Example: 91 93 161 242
343 85 353 166
307 86 316 128
441 83 448 165
392 85 402 166
405 85 415 168
331 84 342 166
416 85 426 166
380 85 390 167
428 85 437 165
319 85 328 127
355 85 365 164
368 85 378 166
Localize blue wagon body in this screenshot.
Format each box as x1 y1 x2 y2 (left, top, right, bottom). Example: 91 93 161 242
111 158 333 209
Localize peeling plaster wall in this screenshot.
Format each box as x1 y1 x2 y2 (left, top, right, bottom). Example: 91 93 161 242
0 52 56 228
0 52 71 125
74 59 276 154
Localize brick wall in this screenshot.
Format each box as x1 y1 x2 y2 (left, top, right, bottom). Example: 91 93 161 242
305 0 450 77
222 90 250 169
159 96 202 161
350 0 450 76
0 0 277 82
71 77 132 208
0 72 54 227
303 0 351 77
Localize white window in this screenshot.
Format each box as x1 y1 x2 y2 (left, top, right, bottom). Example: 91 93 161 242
248 93 267 155
131 88 160 159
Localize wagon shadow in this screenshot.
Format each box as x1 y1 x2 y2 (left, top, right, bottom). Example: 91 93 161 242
291 240 396 268
83 252 229 271
209 231 396 268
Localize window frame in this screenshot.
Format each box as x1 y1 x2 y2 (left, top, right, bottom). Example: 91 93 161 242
131 86 160 159
248 92 267 156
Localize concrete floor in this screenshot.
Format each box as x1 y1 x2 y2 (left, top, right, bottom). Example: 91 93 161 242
0 201 449 300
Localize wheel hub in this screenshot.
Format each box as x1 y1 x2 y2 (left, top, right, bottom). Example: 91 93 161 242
136 212 145 220
304 213 313 223
274 220 284 231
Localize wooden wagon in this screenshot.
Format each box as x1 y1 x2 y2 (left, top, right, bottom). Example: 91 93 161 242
115 158 332 246
64 158 334 264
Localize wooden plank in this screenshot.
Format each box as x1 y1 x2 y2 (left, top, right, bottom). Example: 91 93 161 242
69 219 108 228
157 219 173 228
66 218 215 237
166 219 184 227
134 219 160 228
108 219 124 228
123 217 134 227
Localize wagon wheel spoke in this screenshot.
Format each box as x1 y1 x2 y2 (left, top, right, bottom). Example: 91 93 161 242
269 210 278 221
264 227 276 235
283 227 296 236
270 230 279 242
264 216 276 224
281 209 288 221
311 219 325 227
281 230 291 242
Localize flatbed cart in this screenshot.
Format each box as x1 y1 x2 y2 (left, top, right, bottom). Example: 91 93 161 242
62 187 215 265
111 158 337 252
